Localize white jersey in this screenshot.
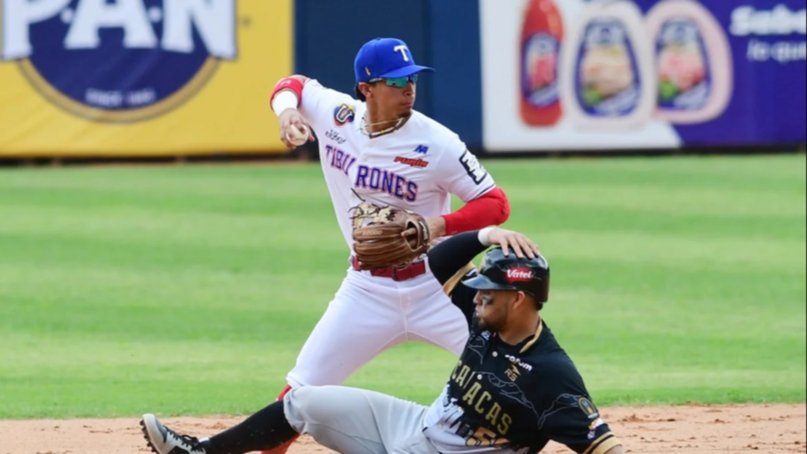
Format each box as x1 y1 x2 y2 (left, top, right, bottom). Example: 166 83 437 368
286 79 489 389
300 79 496 251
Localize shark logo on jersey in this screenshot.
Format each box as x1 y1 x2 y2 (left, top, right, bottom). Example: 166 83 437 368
1 0 236 122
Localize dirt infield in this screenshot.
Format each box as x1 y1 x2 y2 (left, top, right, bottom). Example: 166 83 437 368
1 404 803 453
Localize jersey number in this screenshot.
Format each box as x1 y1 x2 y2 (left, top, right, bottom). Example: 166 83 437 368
466 427 507 448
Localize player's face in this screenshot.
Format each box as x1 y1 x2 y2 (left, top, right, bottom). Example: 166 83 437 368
473 289 516 332
365 76 417 119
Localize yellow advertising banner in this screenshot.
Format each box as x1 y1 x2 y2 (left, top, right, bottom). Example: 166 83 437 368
0 0 291 157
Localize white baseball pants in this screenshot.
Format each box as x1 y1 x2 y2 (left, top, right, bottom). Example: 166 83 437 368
284 385 439 454
286 266 468 387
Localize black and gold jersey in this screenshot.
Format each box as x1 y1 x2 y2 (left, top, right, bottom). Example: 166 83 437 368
424 231 621 453
423 320 618 453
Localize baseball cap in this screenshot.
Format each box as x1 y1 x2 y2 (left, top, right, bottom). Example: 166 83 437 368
354 37 434 84
463 247 550 303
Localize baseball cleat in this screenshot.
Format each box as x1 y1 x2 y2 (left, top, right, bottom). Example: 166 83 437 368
140 413 206 454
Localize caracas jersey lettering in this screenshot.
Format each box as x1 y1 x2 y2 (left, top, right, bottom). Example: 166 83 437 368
450 361 513 437
0 0 236 122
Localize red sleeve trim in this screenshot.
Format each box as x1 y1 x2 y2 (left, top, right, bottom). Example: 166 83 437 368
442 187 510 235
269 77 304 106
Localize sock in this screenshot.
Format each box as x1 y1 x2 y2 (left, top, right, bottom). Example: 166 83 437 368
202 401 298 454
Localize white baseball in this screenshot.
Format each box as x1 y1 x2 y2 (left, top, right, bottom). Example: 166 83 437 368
286 124 310 146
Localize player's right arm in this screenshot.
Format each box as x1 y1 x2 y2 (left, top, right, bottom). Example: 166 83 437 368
270 75 314 149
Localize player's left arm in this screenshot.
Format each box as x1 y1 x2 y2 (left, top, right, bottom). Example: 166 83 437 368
426 145 510 238
427 231 486 285
427 227 539 321
427 227 539 285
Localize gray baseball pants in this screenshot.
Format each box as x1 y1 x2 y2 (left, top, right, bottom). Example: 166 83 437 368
283 385 440 454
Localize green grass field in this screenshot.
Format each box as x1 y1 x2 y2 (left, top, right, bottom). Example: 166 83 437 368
1 153 804 418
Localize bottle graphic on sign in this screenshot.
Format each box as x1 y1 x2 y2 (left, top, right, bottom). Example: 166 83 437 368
560 0 654 129
646 0 732 123
520 0 564 126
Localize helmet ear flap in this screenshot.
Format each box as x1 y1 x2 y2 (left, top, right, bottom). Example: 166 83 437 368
534 271 549 304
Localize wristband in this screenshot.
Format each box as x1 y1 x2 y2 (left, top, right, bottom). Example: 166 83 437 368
478 227 494 246
271 90 299 116
270 77 304 115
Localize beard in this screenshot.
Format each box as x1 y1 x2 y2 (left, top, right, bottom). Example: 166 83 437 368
474 311 502 333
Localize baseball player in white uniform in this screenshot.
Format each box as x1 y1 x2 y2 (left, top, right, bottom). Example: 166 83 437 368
262 37 511 452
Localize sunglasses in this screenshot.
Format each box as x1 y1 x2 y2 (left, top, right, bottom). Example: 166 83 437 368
369 74 418 88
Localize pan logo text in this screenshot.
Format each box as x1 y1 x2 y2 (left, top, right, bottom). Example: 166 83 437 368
1 0 236 122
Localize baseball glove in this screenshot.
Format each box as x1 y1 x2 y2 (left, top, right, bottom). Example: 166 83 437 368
350 202 431 270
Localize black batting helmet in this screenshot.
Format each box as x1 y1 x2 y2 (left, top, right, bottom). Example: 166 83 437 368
463 247 550 303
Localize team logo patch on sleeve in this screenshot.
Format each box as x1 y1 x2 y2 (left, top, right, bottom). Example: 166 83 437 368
578 397 599 419
334 104 355 125
1 0 236 122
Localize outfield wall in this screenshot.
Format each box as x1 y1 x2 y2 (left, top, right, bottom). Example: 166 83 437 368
0 0 804 158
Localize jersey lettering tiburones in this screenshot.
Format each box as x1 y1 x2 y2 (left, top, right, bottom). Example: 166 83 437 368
354 164 418 202
422 320 617 453
323 144 356 176
300 80 496 250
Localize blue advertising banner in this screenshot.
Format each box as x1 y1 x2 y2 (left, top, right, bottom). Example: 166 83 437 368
481 0 806 151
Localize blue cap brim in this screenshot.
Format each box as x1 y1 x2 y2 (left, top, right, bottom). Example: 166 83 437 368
462 274 513 291
380 65 434 78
